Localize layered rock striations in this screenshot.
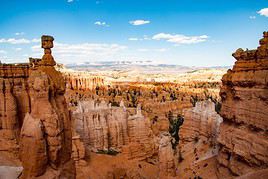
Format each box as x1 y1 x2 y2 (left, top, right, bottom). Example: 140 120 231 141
217 32 268 176
0 35 74 178
180 100 223 147
175 100 223 178
158 132 176 178
72 100 155 160
63 71 105 91
0 65 30 157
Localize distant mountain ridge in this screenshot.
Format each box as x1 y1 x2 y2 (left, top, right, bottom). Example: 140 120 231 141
64 60 230 73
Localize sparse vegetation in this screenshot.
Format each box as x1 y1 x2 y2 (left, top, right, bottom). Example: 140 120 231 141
168 111 184 149
96 149 119 156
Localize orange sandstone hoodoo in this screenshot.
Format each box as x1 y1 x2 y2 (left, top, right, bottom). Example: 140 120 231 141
0 35 75 178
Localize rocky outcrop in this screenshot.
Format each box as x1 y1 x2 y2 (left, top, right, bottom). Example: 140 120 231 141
60 69 105 91
217 32 268 176
72 100 155 160
122 104 155 160
72 135 87 166
0 65 30 157
0 35 75 178
180 100 222 147
158 132 176 178
20 113 47 177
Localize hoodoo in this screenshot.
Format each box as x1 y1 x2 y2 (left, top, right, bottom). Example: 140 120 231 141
0 35 75 178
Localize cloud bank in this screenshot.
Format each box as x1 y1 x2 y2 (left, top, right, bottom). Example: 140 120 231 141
258 8 268 17
31 42 127 62
152 33 209 44
0 38 39 44
129 20 150 26
95 21 110 27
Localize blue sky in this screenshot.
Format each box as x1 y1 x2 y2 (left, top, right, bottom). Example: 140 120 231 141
0 0 267 66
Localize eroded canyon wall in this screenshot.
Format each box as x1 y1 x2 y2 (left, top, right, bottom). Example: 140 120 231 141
180 100 222 148
217 32 268 176
63 71 104 91
0 36 74 178
72 100 155 161
0 65 30 158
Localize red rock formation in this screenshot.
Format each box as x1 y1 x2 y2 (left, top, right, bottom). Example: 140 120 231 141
0 79 21 157
158 132 176 178
217 32 268 176
0 35 75 178
0 64 30 158
177 100 223 179
72 100 155 160
180 100 222 147
123 104 155 160
72 135 87 166
61 70 105 91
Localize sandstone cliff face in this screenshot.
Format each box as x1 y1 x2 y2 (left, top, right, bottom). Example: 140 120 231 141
175 100 222 179
180 100 222 147
217 32 268 176
0 36 74 178
0 65 30 157
72 100 155 160
63 72 104 91
158 132 176 178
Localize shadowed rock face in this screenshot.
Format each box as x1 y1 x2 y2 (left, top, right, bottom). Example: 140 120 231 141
217 32 268 176
0 35 74 178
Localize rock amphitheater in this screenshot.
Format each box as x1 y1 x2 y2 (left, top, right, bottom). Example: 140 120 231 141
0 32 267 179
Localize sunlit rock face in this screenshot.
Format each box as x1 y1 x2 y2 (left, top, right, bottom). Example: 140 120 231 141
175 100 223 179
180 100 223 147
72 100 155 160
63 72 104 90
217 32 268 176
0 65 30 158
0 36 75 179
158 132 176 178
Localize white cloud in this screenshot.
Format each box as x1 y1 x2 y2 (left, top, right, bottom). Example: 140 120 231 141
129 20 150 26
32 38 40 43
152 33 209 44
138 48 168 52
94 21 110 27
0 50 7 54
0 38 30 44
15 48 22 51
258 8 268 17
67 0 74 3
31 42 127 62
143 35 150 40
249 16 256 19
128 35 150 41
0 38 40 44
156 48 167 52
138 48 149 52
15 32 25 36
128 38 139 41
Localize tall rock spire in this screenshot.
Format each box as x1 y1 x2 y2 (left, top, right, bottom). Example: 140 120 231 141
40 35 56 66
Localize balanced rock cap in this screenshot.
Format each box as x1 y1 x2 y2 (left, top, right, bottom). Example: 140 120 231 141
41 35 54 49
